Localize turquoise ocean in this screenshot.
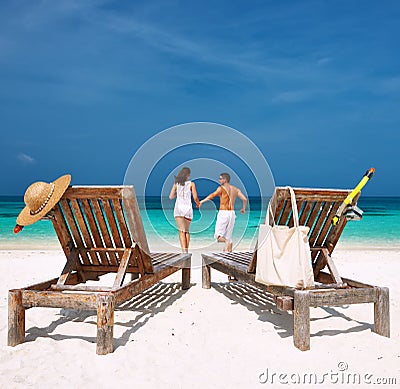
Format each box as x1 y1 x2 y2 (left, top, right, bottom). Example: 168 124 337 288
0 196 399 250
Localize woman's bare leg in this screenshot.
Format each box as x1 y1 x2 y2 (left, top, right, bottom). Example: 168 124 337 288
175 217 187 252
184 232 190 250
179 231 187 252
184 218 191 252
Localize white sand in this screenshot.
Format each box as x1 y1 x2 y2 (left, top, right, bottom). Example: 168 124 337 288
0 247 399 388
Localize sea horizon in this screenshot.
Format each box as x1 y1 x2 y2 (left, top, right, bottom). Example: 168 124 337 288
1 195 399 251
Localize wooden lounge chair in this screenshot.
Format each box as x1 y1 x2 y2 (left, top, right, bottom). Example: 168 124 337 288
8 186 191 354
202 187 390 350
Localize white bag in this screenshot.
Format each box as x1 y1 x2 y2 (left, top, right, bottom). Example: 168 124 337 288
255 187 315 289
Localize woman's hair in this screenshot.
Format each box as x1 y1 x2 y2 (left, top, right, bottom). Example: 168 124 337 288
175 167 191 185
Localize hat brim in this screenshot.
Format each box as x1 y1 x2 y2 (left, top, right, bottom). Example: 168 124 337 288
17 174 71 226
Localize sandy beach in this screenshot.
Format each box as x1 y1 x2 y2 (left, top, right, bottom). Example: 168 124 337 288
0 246 399 388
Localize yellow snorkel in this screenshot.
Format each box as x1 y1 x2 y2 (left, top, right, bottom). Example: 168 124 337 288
332 167 375 226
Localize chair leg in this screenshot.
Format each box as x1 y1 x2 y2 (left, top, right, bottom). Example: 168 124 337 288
96 294 114 355
182 258 191 290
293 291 310 351
202 257 211 289
374 287 390 338
8 289 25 347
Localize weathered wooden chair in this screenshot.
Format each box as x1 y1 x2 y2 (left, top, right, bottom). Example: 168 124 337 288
8 186 191 354
202 187 390 350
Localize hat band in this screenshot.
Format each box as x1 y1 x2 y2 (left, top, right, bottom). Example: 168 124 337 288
29 183 55 215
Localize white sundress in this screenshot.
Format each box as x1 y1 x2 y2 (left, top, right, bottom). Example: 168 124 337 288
174 181 193 220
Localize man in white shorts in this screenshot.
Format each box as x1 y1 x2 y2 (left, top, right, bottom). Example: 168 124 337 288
199 173 247 252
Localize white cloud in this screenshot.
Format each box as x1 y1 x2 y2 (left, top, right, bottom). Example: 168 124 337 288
316 57 333 66
17 153 36 164
272 90 313 103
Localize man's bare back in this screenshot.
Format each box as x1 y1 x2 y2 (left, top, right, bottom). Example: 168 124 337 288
211 184 242 211
199 174 247 213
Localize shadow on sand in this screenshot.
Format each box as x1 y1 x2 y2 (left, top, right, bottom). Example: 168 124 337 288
25 282 193 350
212 281 373 339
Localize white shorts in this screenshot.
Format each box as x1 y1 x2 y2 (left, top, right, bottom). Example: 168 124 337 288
214 210 236 243
174 204 193 220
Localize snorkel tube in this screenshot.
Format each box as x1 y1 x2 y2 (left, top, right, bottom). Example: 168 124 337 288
332 167 375 226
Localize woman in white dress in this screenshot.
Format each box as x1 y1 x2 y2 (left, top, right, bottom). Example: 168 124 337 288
169 167 200 252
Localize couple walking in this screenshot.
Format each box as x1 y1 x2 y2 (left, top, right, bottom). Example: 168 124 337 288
169 167 247 253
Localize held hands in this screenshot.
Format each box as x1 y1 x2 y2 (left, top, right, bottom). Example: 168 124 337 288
197 199 205 208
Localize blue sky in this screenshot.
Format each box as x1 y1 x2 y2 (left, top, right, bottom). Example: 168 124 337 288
0 0 399 196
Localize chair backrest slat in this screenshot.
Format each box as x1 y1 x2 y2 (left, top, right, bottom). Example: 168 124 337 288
298 201 315 225
79 199 109 265
287 200 303 227
312 201 340 248
272 196 285 223
308 201 332 247
304 201 323 233
121 187 152 273
59 199 91 265
277 201 292 225
102 199 124 252
89 198 119 266
111 198 133 248
52 204 74 258
68 198 100 265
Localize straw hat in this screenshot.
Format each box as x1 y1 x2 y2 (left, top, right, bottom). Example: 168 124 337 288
17 174 71 226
